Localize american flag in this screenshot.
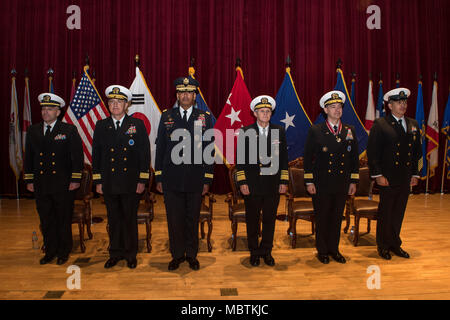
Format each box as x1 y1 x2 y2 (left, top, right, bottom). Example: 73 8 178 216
63 66 109 164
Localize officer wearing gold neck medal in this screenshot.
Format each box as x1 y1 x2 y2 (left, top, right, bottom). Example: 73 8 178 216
155 76 214 271
92 85 150 269
24 93 84 266
303 90 359 264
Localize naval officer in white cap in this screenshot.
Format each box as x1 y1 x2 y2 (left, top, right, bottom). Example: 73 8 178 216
24 93 83 265
92 85 150 269
303 90 359 264
367 87 422 260
236 95 289 267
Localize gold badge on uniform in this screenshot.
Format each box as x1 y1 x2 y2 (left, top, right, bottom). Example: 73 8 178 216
322 146 328 152
43 95 51 102
183 78 189 85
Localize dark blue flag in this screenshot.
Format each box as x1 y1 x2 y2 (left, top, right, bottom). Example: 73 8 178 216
415 81 427 179
272 68 312 160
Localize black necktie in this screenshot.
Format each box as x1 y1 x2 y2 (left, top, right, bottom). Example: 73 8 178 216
333 125 338 134
116 120 120 130
398 119 405 132
182 110 187 123
45 125 51 137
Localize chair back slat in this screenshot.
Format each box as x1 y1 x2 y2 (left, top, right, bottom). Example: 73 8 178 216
288 167 308 198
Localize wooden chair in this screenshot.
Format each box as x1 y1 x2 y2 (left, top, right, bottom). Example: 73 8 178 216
344 166 379 246
199 192 216 252
286 166 315 248
343 157 369 233
225 165 261 251
137 181 156 253
72 164 94 253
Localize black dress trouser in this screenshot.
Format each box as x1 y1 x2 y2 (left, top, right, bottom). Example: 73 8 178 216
104 193 140 260
36 191 75 258
312 192 347 255
164 190 202 260
244 194 280 256
376 184 410 250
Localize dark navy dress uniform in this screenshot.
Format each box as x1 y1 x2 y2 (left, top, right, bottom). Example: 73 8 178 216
303 91 359 258
155 102 214 261
236 122 289 257
24 93 83 261
92 86 150 263
367 94 421 254
236 95 289 262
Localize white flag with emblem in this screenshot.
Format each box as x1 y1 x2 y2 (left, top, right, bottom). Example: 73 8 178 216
129 67 161 168
426 80 439 177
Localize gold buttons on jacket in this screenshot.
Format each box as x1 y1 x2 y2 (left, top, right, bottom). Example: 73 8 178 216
341 162 344 166
396 152 400 156
396 162 399 165
111 158 115 162
330 153 334 157
329 161 332 165
40 153 43 156
40 162 43 166
328 170 331 173
111 168 115 172
52 162 55 165
124 168 127 172
123 147 127 151
40 171 44 174
111 148 114 152
124 157 127 161
52 153 55 156
52 171 56 174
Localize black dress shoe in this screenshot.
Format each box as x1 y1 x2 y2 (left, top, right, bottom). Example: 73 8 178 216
250 255 260 267
330 252 346 264
317 254 330 264
104 257 121 269
378 248 392 260
56 256 69 265
127 258 137 269
390 247 410 258
168 257 185 271
186 257 200 270
40 255 55 265
263 254 275 266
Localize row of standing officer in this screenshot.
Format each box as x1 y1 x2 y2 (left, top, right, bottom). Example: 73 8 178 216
24 81 420 268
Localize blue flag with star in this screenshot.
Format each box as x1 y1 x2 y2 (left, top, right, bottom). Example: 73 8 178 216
415 81 427 179
271 68 312 161
314 68 368 156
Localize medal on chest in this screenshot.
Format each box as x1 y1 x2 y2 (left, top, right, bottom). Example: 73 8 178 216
326 121 342 143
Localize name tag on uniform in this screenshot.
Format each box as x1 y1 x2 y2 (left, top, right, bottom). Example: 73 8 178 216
194 120 203 127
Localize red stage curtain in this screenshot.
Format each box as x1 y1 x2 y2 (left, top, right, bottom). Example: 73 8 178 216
1 0 449 195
